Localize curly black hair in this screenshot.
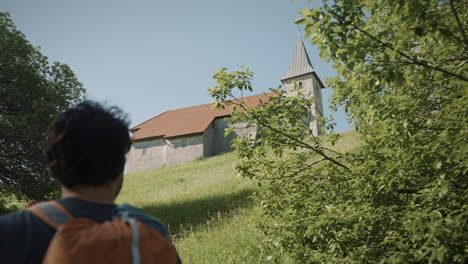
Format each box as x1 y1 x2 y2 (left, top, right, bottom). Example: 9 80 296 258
46 101 131 187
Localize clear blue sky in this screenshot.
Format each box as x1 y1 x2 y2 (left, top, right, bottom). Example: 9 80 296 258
2 0 352 132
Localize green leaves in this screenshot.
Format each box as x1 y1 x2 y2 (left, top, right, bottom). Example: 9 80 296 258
206 1 467 262
208 67 254 108
0 12 85 200
289 0 467 262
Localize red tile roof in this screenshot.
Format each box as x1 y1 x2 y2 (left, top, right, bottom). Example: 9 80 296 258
130 93 274 141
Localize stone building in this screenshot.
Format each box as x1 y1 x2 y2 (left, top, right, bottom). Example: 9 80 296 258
125 36 324 173
281 35 325 136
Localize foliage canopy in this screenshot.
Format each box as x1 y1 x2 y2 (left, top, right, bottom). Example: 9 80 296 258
0 12 84 202
209 0 467 263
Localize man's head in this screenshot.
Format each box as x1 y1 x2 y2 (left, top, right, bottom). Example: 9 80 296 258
46 101 131 193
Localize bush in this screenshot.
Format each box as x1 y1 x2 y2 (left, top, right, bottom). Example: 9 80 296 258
208 1 467 262
0 191 26 215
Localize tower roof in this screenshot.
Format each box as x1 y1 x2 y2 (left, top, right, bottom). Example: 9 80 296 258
281 36 324 88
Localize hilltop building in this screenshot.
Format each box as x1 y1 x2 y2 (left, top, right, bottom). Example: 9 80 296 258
125 36 324 173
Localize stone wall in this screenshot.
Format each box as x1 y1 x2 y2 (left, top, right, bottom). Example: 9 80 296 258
126 118 256 174
125 138 165 173
164 135 204 167
282 72 324 136
125 134 204 173
203 118 235 157
232 122 257 139
312 78 324 135
282 73 315 98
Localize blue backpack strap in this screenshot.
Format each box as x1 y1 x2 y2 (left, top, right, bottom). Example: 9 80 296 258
27 201 73 230
120 212 141 264
113 204 171 240
114 204 182 264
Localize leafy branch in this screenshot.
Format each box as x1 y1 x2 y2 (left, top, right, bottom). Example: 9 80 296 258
224 92 351 172
449 0 468 46
267 158 326 180
321 1 468 82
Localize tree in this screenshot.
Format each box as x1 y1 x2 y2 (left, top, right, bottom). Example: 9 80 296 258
0 12 85 202
209 0 467 263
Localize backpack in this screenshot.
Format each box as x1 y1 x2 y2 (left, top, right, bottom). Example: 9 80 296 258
27 201 179 264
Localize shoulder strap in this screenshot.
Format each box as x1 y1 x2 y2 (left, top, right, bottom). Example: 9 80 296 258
119 212 141 264
27 201 73 230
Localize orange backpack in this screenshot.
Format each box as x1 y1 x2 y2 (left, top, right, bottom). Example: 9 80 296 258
27 201 178 264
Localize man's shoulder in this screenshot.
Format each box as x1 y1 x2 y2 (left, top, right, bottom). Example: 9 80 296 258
0 209 38 228
0 209 54 264
0 209 54 241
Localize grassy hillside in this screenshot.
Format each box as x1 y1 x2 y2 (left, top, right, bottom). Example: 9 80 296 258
118 130 359 263
118 152 264 263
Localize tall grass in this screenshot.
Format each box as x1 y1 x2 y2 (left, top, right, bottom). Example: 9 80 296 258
118 151 267 262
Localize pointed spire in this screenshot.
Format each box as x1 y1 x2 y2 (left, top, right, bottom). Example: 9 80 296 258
281 35 315 81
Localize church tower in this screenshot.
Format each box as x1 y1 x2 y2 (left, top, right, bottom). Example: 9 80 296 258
281 35 325 136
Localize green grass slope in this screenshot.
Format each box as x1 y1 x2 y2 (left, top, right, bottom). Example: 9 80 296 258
118 130 359 263
118 152 264 263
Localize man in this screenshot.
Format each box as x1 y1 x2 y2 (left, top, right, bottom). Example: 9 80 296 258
0 101 179 263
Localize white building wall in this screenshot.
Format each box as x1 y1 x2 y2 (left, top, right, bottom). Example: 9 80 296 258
164 135 204 167
312 78 324 135
204 118 236 157
232 122 257 139
126 138 165 173
282 73 324 136
282 74 315 98
125 135 204 174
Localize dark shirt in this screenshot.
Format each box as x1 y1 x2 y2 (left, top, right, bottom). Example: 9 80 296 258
0 197 117 264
